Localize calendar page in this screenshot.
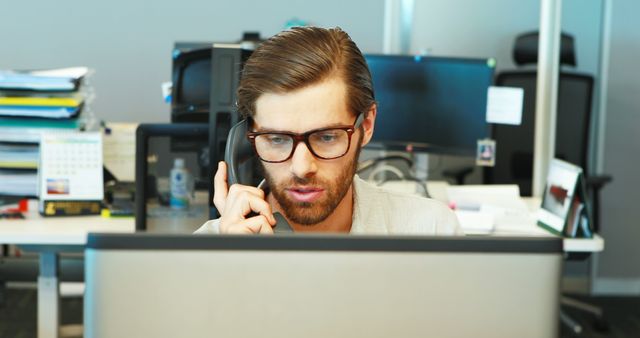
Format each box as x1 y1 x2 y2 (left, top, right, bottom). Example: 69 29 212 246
39 132 104 203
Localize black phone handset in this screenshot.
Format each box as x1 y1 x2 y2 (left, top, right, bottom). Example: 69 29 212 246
224 120 293 233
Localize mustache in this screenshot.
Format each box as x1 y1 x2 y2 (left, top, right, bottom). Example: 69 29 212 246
285 175 324 187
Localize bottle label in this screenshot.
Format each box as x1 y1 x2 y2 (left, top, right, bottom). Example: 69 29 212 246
170 169 190 209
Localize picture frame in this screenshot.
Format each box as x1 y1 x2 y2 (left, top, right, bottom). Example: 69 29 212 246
537 159 593 238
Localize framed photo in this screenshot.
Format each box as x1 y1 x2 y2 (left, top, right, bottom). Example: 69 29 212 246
476 139 496 166
537 159 592 237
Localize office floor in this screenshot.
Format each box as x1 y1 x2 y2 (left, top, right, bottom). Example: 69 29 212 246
0 289 638 338
560 294 640 337
0 287 81 338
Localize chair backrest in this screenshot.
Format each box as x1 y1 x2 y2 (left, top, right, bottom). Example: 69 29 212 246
485 71 594 196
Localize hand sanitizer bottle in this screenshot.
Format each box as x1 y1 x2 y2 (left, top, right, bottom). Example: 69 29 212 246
170 158 189 209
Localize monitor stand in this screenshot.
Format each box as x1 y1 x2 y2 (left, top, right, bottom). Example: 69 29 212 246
411 153 429 181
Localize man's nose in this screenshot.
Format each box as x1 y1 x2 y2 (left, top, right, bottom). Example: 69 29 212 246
289 142 318 179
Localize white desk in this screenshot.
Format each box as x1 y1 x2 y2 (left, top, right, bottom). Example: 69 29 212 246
522 197 604 253
492 227 605 252
383 181 605 253
0 201 134 338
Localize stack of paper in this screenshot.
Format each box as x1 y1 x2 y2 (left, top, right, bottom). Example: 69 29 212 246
0 67 87 92
0 67 88 122
0 96 83 119
447 185 545 235
0 143 39 169
0 117 81 143
0 170 38 196
0 67 91 197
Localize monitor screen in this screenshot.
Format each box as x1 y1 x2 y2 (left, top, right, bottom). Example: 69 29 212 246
179 58 210 106
365 54 495 155
171 47 213 123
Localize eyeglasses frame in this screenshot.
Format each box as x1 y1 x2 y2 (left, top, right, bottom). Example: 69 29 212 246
246 113 365 163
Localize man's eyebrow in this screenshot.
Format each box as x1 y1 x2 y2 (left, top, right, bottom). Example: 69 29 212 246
253 121 351 133
251 127 287 133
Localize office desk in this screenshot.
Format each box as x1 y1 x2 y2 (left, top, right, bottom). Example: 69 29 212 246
0 201 135 338
383 181 605 253
521 197 604 253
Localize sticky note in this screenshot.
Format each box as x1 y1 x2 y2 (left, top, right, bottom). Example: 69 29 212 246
486 86 524 125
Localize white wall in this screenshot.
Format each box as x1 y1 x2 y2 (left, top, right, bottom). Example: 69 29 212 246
0 0 385 123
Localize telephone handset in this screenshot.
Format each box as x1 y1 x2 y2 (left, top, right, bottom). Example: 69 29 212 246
224 119 293 233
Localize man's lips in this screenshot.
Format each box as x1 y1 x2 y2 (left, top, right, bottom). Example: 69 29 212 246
285 187 325 203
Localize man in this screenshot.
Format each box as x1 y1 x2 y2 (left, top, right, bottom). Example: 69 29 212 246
196 26 461 235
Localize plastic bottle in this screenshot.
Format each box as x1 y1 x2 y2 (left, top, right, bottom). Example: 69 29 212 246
170 158 190 209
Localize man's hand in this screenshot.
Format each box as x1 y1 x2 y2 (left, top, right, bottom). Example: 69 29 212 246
213 161 276 234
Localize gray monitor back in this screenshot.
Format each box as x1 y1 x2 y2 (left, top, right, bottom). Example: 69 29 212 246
84 234 562 338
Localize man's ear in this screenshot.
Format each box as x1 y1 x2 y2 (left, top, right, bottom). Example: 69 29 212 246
360 104 376 147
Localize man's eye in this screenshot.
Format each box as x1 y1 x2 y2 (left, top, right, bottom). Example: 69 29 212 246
317 132 338 143
267 135 287 145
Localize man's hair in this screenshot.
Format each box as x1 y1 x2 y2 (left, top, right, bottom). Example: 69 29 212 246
237 26 375 119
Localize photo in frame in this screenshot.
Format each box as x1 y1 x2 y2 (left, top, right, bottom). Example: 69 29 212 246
537 159 593 238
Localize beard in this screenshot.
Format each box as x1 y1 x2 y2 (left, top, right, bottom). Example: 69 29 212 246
263 137 362 226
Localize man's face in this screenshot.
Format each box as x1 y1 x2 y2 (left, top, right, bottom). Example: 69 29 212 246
252 76 373 225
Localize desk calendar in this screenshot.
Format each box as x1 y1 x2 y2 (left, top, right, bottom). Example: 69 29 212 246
38 132 103 215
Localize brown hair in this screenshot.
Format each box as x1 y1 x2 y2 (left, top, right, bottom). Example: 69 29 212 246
237 26 375 119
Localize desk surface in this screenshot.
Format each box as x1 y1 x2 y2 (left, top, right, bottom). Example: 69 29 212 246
0 198 604 253
563 234 604 252
521 197 605 252
0 201 134 245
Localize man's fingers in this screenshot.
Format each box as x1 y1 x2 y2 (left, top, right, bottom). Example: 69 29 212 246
246 197 276 225
225 192 276 225
214 162 276 233
227 183 265 200
243 215 275 234
213 161 229 212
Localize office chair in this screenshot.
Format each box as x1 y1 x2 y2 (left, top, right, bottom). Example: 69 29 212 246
485 31 611 334
487 31 611 230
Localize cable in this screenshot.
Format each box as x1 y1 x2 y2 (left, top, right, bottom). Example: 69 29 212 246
367 164 405 185
357 153 414 173
359 152 433 197
379 175 431 198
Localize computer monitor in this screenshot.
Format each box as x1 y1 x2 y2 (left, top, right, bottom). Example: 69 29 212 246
171 46 213 123
365 54 495 156
171 34 262 124
84 233 562 338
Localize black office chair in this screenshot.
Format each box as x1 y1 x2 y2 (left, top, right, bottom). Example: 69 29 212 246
487 31 612 231
486 31 611 334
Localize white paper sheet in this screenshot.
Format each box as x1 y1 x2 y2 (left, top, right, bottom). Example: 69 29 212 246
486 86 524 125
447 184 548 235
102 123 137 182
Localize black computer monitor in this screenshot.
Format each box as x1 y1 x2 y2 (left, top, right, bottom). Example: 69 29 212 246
171 46 213 123
365 54 495 156
171 34 263 124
